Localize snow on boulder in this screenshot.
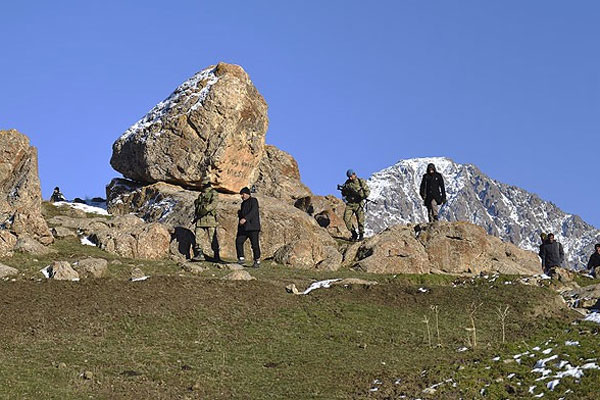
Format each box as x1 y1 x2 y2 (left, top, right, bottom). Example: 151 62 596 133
110 62 269 193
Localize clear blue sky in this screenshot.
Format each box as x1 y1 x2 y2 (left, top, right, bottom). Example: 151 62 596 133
1 1 599 227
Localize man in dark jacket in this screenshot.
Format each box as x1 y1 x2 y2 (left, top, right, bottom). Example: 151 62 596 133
419 163 447 222
236 187 261 268
587 244 600 277
539 233 565 276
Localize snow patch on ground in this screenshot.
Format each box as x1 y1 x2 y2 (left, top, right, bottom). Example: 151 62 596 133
54 201 109 216
302 279 341 295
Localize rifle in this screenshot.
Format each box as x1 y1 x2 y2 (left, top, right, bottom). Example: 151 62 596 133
337 184 378 205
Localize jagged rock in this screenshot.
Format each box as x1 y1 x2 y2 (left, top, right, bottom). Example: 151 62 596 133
0 263 18 278
253 145 311 200
222 270 255 281
106 181 343 269
46 261 79 281
350 222 540 275
14 235 57 255
0 130 53 250
110 62 268 193
73 258 108 278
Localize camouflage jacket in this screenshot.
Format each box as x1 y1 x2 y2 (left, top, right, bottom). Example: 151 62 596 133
194 187 218 227
340 178 370 204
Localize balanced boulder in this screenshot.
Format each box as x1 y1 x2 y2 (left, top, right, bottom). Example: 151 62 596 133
110 63 268 193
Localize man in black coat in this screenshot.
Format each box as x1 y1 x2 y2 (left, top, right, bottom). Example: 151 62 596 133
539 233 565 276
236 187 261 268
587 243 600 277
419 163 447 222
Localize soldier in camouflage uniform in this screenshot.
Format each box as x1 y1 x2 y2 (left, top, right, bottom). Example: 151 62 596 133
192 176 220 262
338 169 370 241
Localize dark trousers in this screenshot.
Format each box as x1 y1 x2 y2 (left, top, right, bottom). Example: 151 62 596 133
236 230 261 260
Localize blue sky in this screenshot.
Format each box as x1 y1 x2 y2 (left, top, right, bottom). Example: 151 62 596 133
1 1 599 227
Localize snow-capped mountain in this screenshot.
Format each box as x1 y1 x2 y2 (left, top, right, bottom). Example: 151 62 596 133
365 157 599 269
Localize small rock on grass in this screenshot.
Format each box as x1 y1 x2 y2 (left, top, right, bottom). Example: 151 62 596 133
222 270 255 281
0 263 18 279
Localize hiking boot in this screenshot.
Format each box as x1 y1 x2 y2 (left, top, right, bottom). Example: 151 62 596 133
237 257 245 266
358 232 364 241
252 260 261 268
350 229 358 242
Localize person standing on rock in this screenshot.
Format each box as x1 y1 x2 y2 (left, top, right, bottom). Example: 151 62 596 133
419 163 447 223
192 176 220 262
338 169 370 241
587 244 600 277
539 233 565 276
236 187 261 268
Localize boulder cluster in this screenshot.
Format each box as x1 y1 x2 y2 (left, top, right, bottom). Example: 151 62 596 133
1 62 542 275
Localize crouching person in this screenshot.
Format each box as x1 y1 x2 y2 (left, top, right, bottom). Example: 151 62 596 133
236 187 261 268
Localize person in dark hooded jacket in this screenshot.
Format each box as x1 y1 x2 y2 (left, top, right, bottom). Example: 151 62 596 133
587 244 600 277
419 163 447 222
539 233 564 276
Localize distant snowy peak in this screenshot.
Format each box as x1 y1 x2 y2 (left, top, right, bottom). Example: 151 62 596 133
117 66 219 144
366 157 600 269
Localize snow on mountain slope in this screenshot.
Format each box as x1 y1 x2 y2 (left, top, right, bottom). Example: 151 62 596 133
365 157 600 269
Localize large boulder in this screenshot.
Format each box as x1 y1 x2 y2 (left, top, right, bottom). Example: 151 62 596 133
106 180 342 269
348 222 541 275
110 63 268 193
252 145 311 201
0 129 53 255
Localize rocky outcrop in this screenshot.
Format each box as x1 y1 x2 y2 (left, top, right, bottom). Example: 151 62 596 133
0 129 53 256
48 214 171 260
252 145 311 200
110 63 268 193
347 221 541 275
106 180 342 269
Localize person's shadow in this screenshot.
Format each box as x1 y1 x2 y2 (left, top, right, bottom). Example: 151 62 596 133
172 226 195 259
